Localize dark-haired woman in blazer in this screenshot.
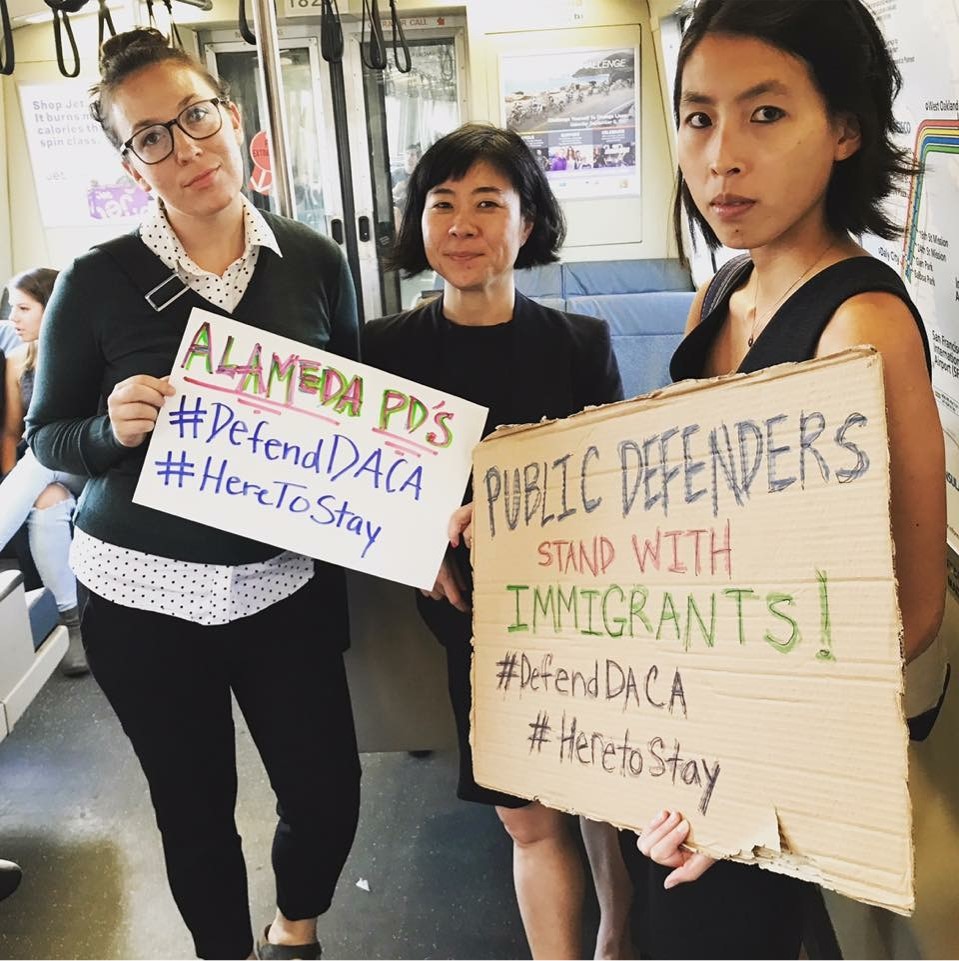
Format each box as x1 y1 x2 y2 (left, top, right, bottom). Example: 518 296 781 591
363 123 632 960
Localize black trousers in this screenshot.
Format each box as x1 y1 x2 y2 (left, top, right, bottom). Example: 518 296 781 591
81 577 361 960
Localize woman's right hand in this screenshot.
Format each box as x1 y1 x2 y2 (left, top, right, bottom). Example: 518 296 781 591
107 375 175 448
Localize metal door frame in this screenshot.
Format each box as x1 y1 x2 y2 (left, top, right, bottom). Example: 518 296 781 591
340 19 470 319
201 30 346 238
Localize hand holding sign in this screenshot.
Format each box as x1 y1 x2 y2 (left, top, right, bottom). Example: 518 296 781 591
108 374 176 447
638 810 716 890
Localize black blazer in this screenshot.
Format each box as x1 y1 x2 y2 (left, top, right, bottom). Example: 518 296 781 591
362 290 624 431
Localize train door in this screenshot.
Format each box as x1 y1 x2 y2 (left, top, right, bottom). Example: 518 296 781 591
201 19 467 322
199 19 469 750
339 18 469 317
202 29 344 247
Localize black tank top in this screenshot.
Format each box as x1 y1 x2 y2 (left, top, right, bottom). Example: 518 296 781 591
670 254 932 380
671 253 946 740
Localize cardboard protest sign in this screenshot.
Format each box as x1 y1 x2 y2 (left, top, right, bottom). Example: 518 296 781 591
470 348 913 914
134 308 487 590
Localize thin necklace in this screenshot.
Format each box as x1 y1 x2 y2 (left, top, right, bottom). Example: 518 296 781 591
747 240 836 347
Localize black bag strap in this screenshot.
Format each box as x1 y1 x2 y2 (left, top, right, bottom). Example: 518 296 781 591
94 232 191 314
699 253 751 323
0 0 14 76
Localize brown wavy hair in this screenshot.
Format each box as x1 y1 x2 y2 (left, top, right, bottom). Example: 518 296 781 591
8 267 58 373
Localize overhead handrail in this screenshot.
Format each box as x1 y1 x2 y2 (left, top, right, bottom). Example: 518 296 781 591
43 0 88 78
97 0 115 49
161 0 182 46
238 0 256 45
0 0 14 75
438 43 454 83
146 0 182 47
319 0 342 64
360 0 386 70
387 0 410 73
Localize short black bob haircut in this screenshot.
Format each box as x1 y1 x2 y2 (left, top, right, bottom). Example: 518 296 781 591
673 0 918 258
389 123 566 277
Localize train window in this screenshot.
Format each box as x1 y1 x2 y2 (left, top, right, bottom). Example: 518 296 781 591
203 37 337 241
361 37 463 315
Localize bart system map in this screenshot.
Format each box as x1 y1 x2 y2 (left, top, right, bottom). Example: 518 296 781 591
863 0 959 551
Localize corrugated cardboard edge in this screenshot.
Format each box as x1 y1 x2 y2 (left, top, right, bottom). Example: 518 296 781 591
468 345 915 915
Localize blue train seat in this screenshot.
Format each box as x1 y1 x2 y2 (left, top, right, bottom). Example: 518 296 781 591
512 258 695 397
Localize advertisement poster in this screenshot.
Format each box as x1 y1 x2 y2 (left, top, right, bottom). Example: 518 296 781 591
501 47 640 200
18 84 149 229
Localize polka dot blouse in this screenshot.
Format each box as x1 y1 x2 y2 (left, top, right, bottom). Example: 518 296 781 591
71 197 313 625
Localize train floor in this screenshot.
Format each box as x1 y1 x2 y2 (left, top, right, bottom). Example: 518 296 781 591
0 671 558 960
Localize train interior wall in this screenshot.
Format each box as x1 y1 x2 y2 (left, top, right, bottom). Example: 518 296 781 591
0 1 957 958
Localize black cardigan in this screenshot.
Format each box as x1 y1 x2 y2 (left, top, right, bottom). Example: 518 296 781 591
26 213 357 566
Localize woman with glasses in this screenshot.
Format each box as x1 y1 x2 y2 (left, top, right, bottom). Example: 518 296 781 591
26 28 359 960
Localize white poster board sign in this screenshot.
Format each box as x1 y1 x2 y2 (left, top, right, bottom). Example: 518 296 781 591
17 83 149 229
134 309 487 589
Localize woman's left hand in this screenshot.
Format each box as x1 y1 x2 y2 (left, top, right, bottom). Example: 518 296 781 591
420 553 470 613
637 809 717 889
448 502 473 549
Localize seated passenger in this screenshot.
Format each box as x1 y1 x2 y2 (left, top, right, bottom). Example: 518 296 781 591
363 123 632 960
1 268 87 676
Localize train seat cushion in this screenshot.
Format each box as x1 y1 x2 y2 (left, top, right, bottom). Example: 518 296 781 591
513 263 565 299
567 290 694 398
25 589 59 653
563 258 694 295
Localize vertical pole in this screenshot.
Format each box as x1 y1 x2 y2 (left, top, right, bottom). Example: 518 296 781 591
249 0 295 218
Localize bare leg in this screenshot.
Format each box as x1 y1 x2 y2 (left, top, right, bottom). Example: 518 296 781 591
265 909 319 946
580 817 633 959
497 802 584 960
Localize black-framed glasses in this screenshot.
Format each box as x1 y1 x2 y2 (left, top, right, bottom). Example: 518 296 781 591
121 98 229 165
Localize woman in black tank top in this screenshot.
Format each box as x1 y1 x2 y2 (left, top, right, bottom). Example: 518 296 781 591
623 2 946 957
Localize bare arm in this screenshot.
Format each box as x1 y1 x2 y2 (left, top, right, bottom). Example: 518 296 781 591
818 292 945 662
2 353 24 475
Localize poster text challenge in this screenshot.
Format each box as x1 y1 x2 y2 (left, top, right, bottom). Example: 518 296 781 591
470 349 913 913
133 309 488 590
